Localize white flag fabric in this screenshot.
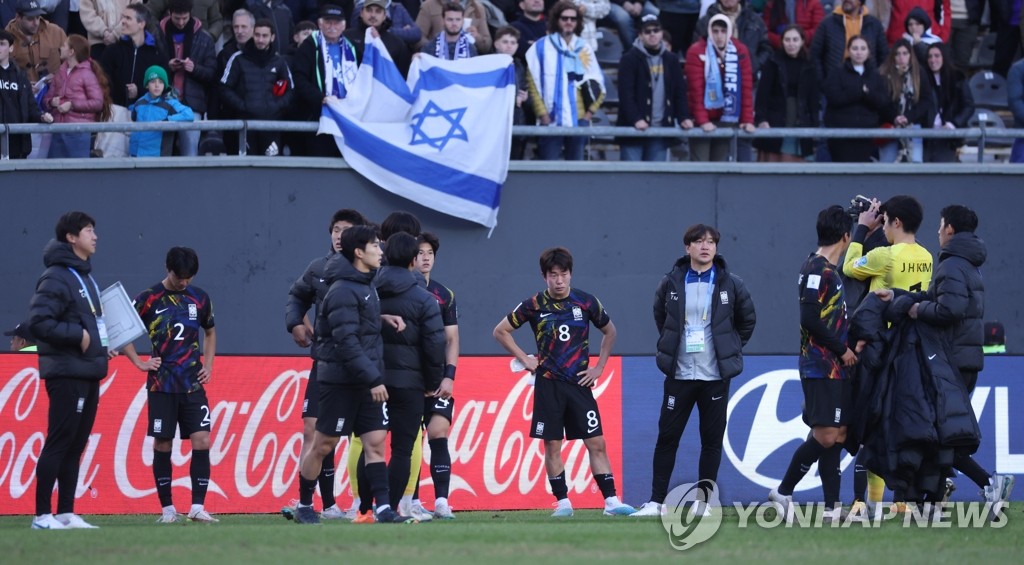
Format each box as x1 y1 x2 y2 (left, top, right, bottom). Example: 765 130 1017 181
320 30 516 230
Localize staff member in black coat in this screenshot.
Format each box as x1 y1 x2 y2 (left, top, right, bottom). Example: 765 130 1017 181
616 15 692 162
822 35 891 163
27 211 112 530
753 24 817 162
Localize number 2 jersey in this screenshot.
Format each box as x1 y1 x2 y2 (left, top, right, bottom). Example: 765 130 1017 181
133 283 215 393
506 288 609 384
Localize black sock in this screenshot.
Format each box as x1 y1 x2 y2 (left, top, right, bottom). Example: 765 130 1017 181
853 454 867 502
190 449 211 505
357 451 373 513
819 445 842 509
594 473 616 499
365 461 390 512
428 438 451 499
779 435 826 495
299 474 318 506
153 450 173 508
549 472 568 501
953 453 992 489
319 448 336 508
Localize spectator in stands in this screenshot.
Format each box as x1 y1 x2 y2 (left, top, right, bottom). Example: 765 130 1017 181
695 0 771 76
525 0 605 160
344 0 412 77
219 17 294 155
878 38 933 163
159 0 216 156
289 19 316 55
128 65 195 156
923 43 973 162
658 0 701 56
351 0 422 49
421 2 478 58
417 0 492 53
886 0 950 46
902 6 942 63
617 14 693 162
685 13 754 162
822 35 890 162
948 0 982 71
574 0 610 53
493 26 529 158
754 24 817 162
292 4 356 157
0 28 53 159
992 0 1024 78
219 9 255 71
5 0 66 84
600 1 659 51
510 0 547 59
1009 58 1024 163
44 34 112 158
79 0 129 59
246 0 292 54
761 0 822 50
100 4 168 108
809 0 887 81
146 0 225 40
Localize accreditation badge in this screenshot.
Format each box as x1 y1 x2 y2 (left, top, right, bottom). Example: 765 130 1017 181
685 327 705 353
95 316 110 348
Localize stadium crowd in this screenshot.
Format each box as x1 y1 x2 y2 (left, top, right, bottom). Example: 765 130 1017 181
1 0 1022 161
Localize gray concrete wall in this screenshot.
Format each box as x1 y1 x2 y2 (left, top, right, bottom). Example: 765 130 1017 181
2 159 1021 355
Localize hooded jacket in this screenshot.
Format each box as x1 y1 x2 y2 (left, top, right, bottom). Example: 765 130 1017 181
684 23 755 126
285 248 333 336
314 254 384 388
653 255 756 381
375 266 446 391
616 38 691 130
28 240 109 381
5 16 67 82
888 0 951 45
695 1 772 76
0 61 43 158
43 61 105 123
99 31 170 107
129 91 195 156
159 16 217 114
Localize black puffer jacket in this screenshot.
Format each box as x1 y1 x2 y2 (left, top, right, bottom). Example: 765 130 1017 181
375 266 446 391
823 60 893 129
809 10 888 81
653 255 756 381
752 49 818 156
912 232 987 374
314 254 384 387
28 240 109 381
219 39 294 119
285 249 333 334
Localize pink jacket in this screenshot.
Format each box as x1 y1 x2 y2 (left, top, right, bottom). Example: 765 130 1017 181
44 62 104 123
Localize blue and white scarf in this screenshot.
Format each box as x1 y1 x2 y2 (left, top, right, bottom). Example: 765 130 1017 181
317 31 357 98
703 38 741 123
434 30 473 60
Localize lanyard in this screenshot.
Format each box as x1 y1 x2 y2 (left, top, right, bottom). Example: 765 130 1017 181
67 268 102 317
687 267 715 324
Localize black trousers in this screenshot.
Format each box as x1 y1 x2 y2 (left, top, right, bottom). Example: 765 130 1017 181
385 386 425 509
650 378 730 504
36 378 100 515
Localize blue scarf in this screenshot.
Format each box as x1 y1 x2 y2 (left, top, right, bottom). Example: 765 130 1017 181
434 30 473 60
547 33 585 125
318 31 357 98
703 40 741 123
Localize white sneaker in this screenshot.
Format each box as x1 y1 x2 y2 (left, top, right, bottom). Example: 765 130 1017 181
156 511 182 524
408 501 434 522
768 489 794 523
31 514 67 530
55 513 98 529
689 501 712 518
321 504 346 519
187 508 219 523
550 500 574 518
629 501 664 517
343 498 360 520
433 499 455 520
984 474 1016 504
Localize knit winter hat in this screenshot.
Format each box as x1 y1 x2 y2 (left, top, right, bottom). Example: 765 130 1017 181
144 65 169 86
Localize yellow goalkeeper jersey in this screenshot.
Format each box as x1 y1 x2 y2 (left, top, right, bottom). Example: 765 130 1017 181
843 241 933 293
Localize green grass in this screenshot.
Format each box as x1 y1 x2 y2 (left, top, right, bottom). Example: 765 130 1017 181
2 505 1022 564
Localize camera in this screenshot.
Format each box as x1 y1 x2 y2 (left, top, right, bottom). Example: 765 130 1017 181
847 195 872 218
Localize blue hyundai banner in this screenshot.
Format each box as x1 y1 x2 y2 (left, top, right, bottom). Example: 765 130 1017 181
622 356 1023 504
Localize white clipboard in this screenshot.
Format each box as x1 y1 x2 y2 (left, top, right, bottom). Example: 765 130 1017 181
100 282 146 351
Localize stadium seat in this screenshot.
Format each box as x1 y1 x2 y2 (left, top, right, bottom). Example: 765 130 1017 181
968 32 997 70
603 69 619 108
969 71 1009 109
966 108 1012 147
595 27 623 67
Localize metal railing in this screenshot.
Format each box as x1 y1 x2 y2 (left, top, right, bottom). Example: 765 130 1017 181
3 120 1022 162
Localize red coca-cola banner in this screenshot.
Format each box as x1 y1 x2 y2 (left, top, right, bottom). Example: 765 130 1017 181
0 354 622 514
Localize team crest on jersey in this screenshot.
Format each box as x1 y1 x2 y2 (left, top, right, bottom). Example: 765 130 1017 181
572 306 583 321
77 397 85 413
719 291 729 304
535 422 545 435
188 304 198 320
855 257 868 267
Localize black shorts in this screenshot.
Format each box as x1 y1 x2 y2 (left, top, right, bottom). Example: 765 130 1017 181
302 361 318 419
801 378 852 428
315 383 389 437
531 377 603 441
423 394 455 424
148 390 212 439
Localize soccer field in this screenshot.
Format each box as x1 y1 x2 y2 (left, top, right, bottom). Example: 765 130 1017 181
3 505 1022 564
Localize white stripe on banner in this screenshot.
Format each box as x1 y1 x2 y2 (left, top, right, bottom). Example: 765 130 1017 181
320 30 516 230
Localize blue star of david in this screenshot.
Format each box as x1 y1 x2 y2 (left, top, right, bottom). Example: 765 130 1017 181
409 100 468 150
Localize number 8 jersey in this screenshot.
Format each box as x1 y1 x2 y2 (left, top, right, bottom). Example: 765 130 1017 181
507 288 610 385
133 283 215 393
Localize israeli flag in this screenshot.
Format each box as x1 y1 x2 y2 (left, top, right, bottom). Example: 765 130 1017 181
320 30 516 230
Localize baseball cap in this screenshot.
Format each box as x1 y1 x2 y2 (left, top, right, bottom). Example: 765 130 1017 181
319 4 345 19
640 14 661 30
17 0 46 17
4 322 33 340
363 0 388 10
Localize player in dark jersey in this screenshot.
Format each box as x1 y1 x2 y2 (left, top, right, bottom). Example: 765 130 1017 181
281 209 367 521
123 247 218 524
493 247 635 518
770 206 858 523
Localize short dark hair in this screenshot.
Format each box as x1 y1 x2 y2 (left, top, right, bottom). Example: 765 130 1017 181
0 30 14 46
329 208 368 232
494 26 520 42
683 224 721 246
340 225 381 263
442 2 464 15
126 3 151 25
381 211 421 240
418 232 440 255
816 206 853 246
880 195 924 234
940 205 978 234
167 0 193 15
55 211 95 243
539 247 573 275
254 18 275 33
166 246 200 278
547 1 582 35
295 20 317 34
385 232 419 267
